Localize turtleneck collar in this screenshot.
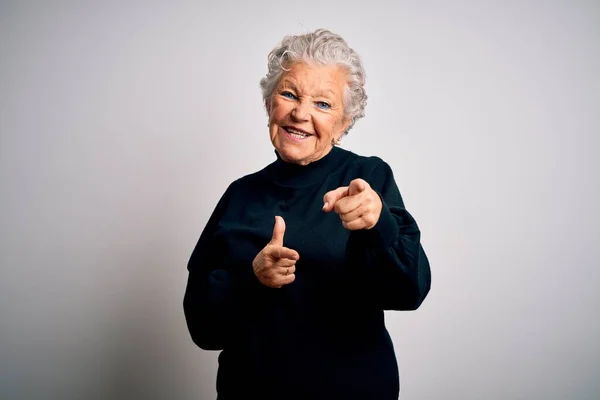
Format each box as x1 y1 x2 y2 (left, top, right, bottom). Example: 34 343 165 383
265 146 350 188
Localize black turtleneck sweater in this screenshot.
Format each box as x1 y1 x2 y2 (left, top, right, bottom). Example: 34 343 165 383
184 146 431 400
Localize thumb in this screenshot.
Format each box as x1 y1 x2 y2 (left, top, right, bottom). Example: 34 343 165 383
349 179 368 196
270 215 285 246
322 186 349 212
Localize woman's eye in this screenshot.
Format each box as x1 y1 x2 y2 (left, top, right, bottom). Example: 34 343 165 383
315 101 331 110
281 91 297 99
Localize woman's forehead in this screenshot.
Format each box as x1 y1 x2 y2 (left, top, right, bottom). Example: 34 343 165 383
278 63 348 96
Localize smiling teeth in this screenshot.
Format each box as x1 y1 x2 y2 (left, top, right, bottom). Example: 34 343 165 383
286 128 309 138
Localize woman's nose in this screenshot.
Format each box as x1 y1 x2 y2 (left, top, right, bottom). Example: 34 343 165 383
291 100 311 121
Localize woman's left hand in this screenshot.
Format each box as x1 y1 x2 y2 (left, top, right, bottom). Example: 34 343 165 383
322 178 383 230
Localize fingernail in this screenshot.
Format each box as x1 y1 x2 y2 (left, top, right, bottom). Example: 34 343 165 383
322 202 329 210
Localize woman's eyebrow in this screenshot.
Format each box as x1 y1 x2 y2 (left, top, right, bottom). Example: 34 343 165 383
314 88 336 98
279 79 297 88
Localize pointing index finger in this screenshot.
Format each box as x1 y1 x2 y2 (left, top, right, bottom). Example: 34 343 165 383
349 179 368 195
322 186 349 212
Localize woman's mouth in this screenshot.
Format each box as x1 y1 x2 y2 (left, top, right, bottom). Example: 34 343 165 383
282 126 312 141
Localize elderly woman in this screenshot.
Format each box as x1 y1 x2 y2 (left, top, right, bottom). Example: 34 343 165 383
184 29 431 400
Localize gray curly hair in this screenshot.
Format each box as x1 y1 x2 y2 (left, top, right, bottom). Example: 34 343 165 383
259 29 367 134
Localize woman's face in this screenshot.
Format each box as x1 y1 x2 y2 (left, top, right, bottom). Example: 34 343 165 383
266 62 351 165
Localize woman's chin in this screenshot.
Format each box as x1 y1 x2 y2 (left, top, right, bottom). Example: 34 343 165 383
278 149 306 164
276 141 333 165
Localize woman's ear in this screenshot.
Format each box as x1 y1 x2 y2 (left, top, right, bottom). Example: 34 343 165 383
340 115 352 135
265 100 272 126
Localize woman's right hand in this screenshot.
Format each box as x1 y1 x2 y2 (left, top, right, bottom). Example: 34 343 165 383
252 216 299 288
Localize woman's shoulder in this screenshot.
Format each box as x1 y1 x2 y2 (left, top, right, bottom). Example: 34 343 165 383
337 147 393 175
221 163 273 193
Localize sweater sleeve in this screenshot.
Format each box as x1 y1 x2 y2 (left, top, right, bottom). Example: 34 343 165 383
347 160 431 311
183 186 235 351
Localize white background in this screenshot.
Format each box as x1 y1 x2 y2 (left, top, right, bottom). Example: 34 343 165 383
1 1 599 399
